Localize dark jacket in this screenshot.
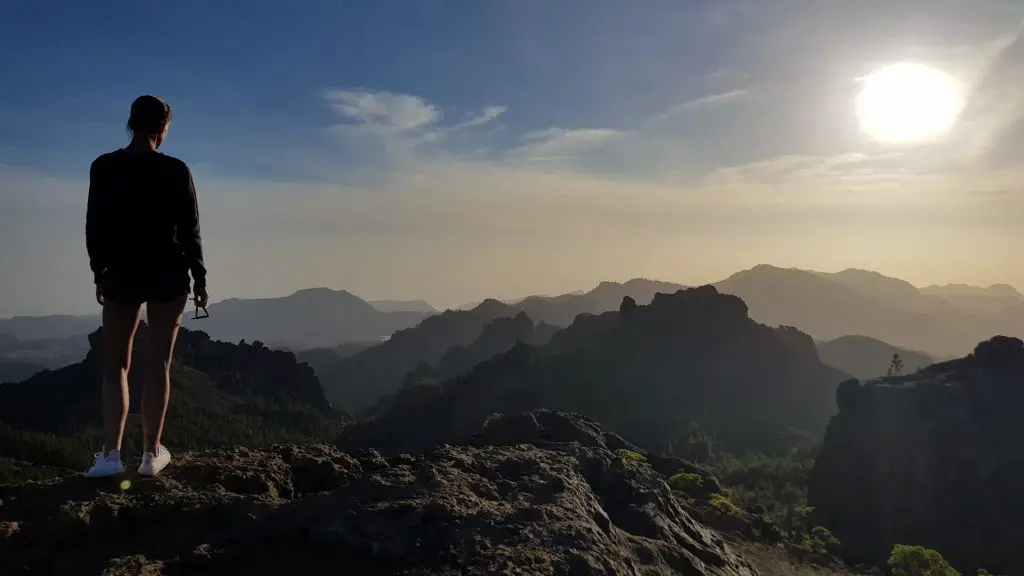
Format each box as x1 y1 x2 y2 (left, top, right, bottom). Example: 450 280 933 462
85 149 207 288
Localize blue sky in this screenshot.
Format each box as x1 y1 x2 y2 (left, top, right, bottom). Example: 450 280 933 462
2 0 1024 315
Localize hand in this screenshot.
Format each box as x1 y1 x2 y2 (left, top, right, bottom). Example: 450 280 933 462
95 284 104 306
193 285 209 308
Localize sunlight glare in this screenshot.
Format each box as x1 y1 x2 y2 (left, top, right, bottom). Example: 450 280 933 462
855 62 963 144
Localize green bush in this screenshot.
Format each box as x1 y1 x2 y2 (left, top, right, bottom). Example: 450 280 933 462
614 448 646 463
709 493 743 516
667 471 705 497
888 544 960 576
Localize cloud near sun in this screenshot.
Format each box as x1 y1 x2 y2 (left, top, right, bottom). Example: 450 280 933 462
315 21 1024 215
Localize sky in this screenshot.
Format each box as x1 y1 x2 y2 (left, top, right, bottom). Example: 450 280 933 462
3 0 1024 316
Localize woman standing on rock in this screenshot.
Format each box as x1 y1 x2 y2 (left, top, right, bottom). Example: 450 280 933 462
84 95 209 478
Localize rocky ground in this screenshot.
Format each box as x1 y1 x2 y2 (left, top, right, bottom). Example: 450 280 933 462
1 410 767 575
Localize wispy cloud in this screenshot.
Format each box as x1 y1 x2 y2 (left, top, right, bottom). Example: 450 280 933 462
454 105 508 130
656 89 755 120
324 89 441 133
683 89 752 109
510 128 628 164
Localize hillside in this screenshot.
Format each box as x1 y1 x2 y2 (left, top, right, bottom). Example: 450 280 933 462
921 283 1024 315
0 333 90 381
808 335 1024 575
0 361 45 384
369 299 438 314
318 299 523 411
0 314 99 340
816 335 934 379
434 312 559 379
291 341 378 375
512 278 688 326
340 286 850 458
180 287 429 349
715 265 986 357
0 410 765 575
0 325 342 481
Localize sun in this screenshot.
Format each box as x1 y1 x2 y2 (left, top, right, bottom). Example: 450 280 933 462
855 62 964 144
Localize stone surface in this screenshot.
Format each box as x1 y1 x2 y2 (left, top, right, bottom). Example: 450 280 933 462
1 410 755 576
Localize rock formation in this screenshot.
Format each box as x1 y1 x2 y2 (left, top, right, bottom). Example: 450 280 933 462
1 410 755 576
435 312 558 379
808 336 1024 575
341 286 849 457
318 299 523 412
0 325 338 480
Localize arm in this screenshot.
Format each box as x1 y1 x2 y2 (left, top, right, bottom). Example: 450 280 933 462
85 159 108 285
176 163 208 288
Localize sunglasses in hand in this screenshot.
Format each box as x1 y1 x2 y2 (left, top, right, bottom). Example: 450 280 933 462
189 296 209 320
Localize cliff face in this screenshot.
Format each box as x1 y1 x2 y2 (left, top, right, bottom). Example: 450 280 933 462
342 286 849 457
807 336 1024 574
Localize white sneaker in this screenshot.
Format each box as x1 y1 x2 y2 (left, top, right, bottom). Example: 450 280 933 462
138 445 171 476
86 449 125 477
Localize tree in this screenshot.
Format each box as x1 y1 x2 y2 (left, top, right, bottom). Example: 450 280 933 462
887 353 904 377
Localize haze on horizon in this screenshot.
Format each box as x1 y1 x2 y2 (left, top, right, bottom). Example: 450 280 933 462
3 0 1024 317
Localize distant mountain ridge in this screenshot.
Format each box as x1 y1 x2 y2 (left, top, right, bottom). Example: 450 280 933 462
816 335 934 380
368 299 437 314
4 268 1022 360
316 279 690 412
715 265 1023 357
178 287 429 349
0 314 100 340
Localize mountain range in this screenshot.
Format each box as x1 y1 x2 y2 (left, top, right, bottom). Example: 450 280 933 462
340 286 850 455
3 265 1022 384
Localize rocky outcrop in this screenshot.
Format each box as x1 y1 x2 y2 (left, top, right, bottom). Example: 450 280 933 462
0 325 330 435
0 410 754 575
319 299 523 412
808 336 1024 575
342 286 849 457
0 325 338 480
436 312 558 379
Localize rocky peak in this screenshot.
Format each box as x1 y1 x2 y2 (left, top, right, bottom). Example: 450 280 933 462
341 286 847 457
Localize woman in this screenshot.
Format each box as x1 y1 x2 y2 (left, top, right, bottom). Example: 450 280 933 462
85 95 209 477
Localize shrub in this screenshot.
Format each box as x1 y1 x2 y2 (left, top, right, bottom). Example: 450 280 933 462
709 493 743 516
614 448 646 463
888 544 960 576
482 412 504 428
668 471 705 497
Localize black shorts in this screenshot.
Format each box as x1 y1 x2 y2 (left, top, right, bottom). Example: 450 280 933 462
101 268 191 305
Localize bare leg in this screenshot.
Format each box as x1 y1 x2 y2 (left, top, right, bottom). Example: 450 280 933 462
141 295 187 453
101 300 143 455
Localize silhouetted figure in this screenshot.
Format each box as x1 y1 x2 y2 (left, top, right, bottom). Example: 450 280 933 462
85 95 209 477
